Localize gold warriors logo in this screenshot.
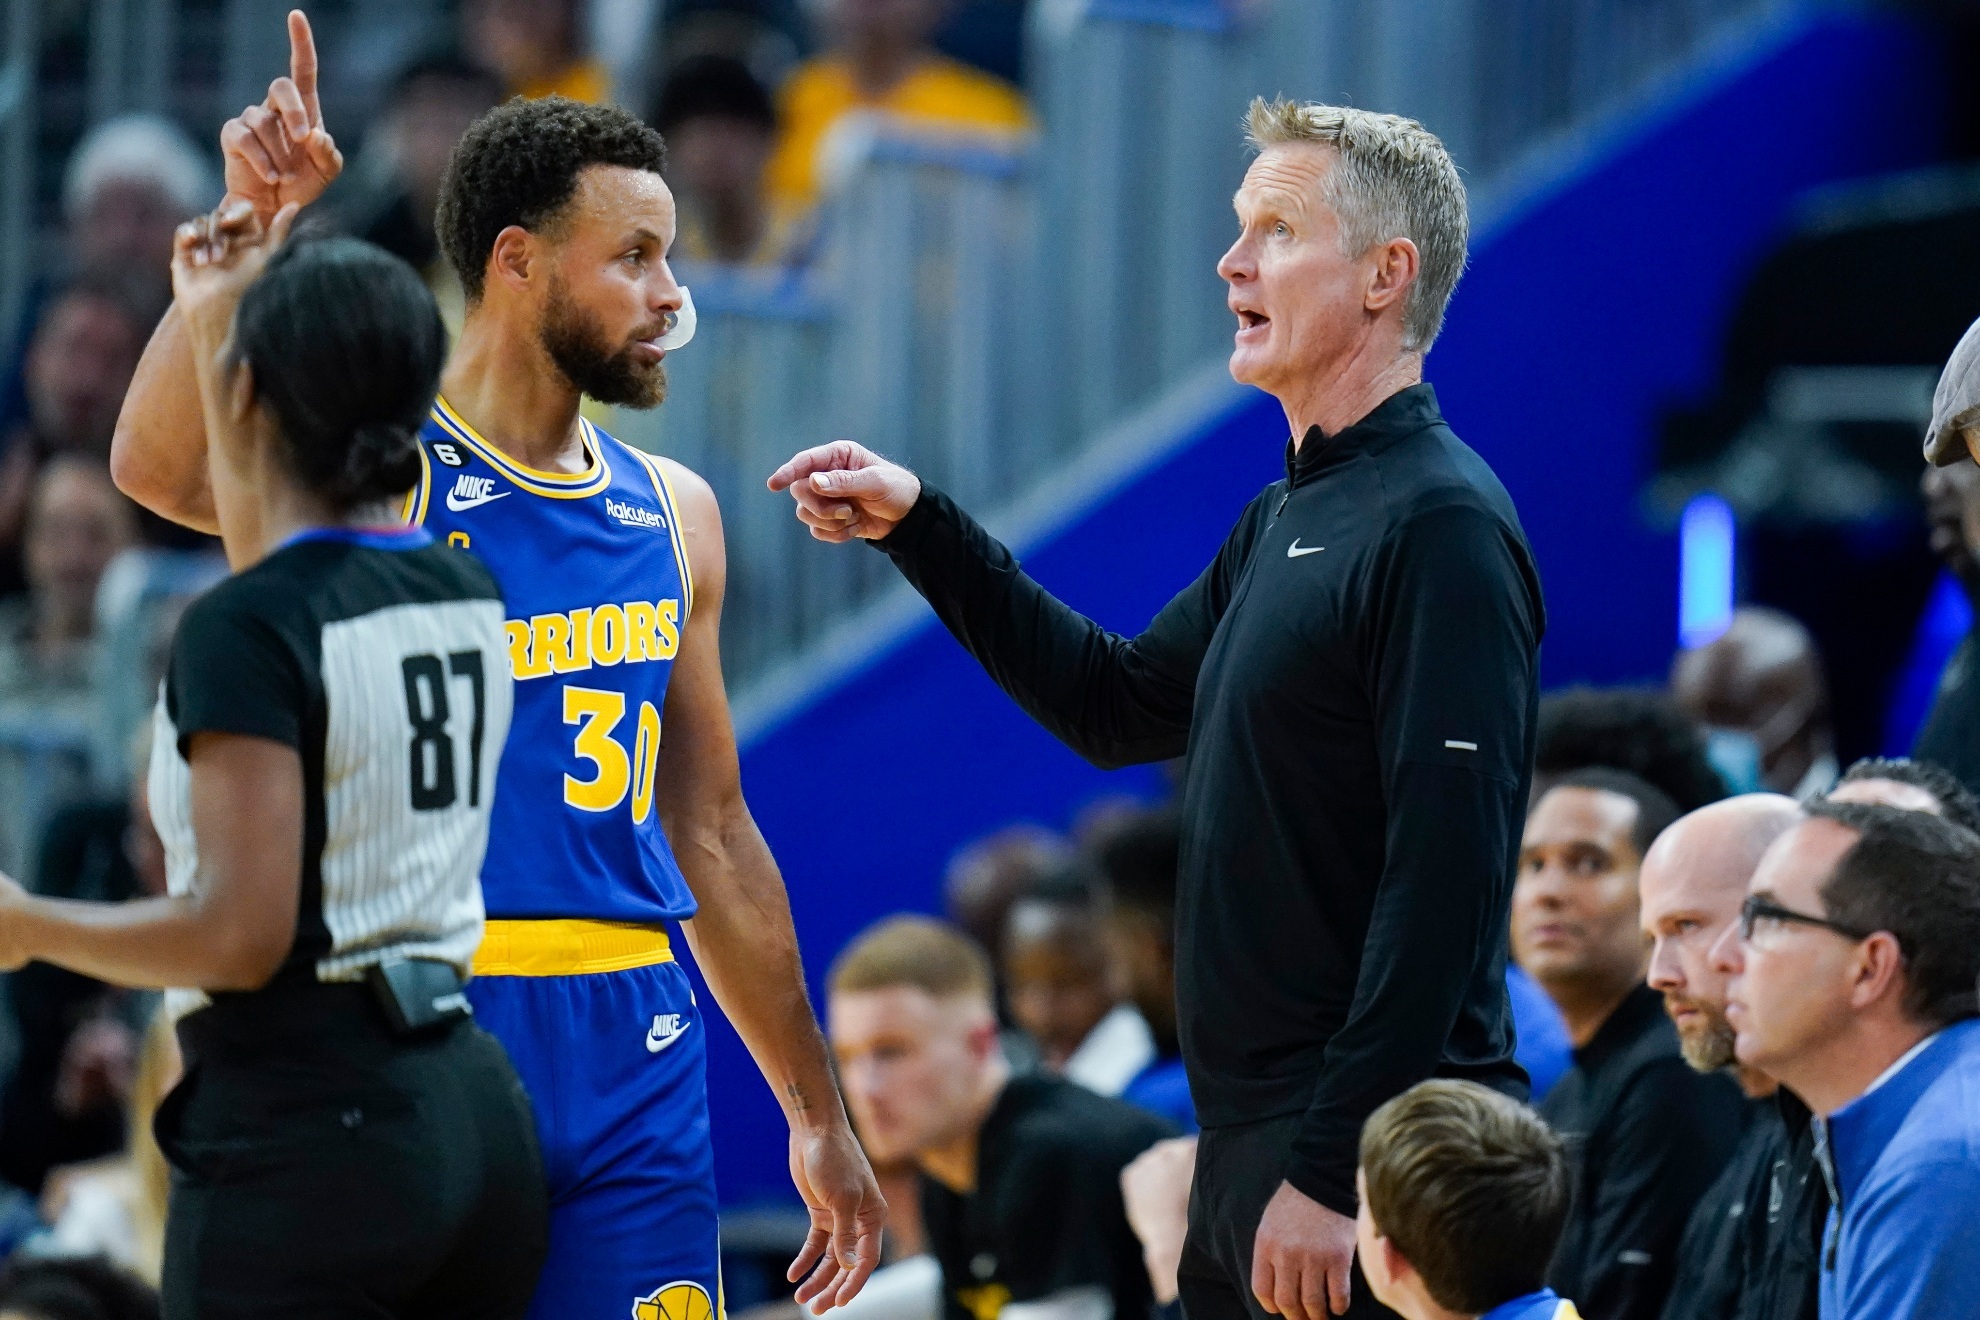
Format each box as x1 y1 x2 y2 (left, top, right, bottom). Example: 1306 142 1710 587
633 1280 714 1320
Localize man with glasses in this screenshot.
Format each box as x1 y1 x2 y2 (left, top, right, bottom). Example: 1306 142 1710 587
1712 799 1980 1319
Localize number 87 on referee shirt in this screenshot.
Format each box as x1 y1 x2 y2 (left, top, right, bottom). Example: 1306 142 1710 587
408 402 702 927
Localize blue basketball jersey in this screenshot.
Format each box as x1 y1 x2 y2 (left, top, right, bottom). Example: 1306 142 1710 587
406 398 697 923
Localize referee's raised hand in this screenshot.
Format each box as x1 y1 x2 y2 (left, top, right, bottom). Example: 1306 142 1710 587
219 10 343 221
768 442 921 543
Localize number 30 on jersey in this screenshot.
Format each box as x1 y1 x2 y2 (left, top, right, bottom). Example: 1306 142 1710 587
563 686 662 822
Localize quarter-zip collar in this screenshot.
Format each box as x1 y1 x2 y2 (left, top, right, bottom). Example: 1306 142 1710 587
1826 1018 1976 1209
1283 382 1445 489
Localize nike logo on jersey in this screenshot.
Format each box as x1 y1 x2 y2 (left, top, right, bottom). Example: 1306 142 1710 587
1287 540 1325 558
646 1012 690 1054
446 475 510 512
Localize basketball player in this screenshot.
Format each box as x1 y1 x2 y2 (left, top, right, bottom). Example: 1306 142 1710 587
110 15 883 1320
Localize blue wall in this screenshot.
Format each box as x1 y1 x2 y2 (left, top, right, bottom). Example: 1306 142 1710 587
700 6 1946 1207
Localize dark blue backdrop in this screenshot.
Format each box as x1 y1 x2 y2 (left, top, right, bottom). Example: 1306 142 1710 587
698 6 1947 1208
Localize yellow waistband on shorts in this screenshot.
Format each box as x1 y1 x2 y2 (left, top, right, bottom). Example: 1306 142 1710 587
472 919 674 977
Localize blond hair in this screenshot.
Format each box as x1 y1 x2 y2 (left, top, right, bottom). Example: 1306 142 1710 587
828 915 995 1002
1359 1081 1569 1314
1245 98 1468 352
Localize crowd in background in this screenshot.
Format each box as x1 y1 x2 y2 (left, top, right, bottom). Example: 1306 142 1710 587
2 2 1980 1319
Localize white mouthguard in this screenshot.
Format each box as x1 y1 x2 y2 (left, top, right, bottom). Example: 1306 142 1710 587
656 287 697 351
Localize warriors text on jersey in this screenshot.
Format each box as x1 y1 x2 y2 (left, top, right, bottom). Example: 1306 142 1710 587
406 397 697 924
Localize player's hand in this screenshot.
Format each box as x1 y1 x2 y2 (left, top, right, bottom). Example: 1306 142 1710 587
786 1122 886 1313
1252 1181 1357 1320
767 442 921 543
0 868 30 972
171 199 300 349
219 10 342 221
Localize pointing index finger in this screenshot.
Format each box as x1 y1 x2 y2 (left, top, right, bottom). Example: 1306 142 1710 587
288 10 321 127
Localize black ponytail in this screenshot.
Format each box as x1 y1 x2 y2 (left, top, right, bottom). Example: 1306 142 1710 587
233 236 446 510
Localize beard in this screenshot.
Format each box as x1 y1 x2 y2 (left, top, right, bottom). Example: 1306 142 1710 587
1666 992 1739 1072
539 275 669 410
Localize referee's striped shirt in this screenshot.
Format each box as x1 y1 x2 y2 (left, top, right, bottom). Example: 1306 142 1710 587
147 526 512 1021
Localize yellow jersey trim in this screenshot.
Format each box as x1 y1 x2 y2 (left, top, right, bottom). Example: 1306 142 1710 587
624 443 696 623
472 919 674 977
402 441 432 527
430 396 612 499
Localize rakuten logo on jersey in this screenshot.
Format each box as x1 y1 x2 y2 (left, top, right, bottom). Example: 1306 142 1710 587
607 498 667 532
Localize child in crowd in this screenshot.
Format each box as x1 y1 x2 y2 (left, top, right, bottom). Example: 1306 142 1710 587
1356 1081 1579 1320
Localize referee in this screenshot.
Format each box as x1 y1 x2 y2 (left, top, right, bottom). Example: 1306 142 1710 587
0 209 547 1318
772 100 1543 1320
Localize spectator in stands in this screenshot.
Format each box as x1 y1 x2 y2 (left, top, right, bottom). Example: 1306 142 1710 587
1355 1081 1576 1320
0 728 158 1202
1513 769 1746 1320
1672 608 1836 798
1524 689 1731 1099
1714 800 1980 1319
1002 867 1157 1094
1826 755 1980 830
1086 807 1195 1131
944 823 1065 1031
0 277 154 598
0 1254 158 1320
464 0 608 102
0 458 137 889
1905 458 1980 787
656 56 806 266
1534 688 1728 812
828 915 1174 1320
328 54 503 330
1634 794 1817 1320
0 119 210 487
765 0 1030 215
62 117 215 283
0 459 136 705
37 1013 177 1284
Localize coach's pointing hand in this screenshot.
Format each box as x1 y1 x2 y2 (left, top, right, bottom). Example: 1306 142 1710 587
1252 1181 1357 1320
768 442 920 543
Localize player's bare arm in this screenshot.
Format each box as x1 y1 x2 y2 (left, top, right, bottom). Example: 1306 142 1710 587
656 460 886 1313
110 8 341 532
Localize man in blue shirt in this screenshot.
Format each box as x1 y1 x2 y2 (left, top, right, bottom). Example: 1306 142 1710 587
1712 799 1980 1319
1354 1080 1580 1320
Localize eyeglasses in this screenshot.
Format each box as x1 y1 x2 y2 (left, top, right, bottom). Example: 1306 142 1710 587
1738 894 1875 943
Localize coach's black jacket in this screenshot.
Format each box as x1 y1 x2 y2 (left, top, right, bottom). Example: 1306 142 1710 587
877 383 1544 1214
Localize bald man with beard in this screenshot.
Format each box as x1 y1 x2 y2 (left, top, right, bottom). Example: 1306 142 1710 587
1638 797 1819 1320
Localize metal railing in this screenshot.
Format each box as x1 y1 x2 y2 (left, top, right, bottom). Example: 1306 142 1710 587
625 0 1787 696
0 0 1787 703
0 0 34 349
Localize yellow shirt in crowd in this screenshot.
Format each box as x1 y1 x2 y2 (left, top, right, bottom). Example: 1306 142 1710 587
765 55 1032 212
515 57 611 106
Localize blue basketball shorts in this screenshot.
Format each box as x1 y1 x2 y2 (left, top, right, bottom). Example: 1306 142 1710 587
467 924 721 1320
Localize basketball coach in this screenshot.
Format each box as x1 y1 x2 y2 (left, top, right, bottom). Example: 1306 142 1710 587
771 100 1543 1320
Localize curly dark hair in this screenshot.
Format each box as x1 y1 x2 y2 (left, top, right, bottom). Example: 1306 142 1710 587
436 96 668 301
1535 686 1727 812
1835 756 1980 835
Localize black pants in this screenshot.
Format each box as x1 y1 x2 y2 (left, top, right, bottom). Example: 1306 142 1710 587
156 984 549 1320
1179 1114 1399 1320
